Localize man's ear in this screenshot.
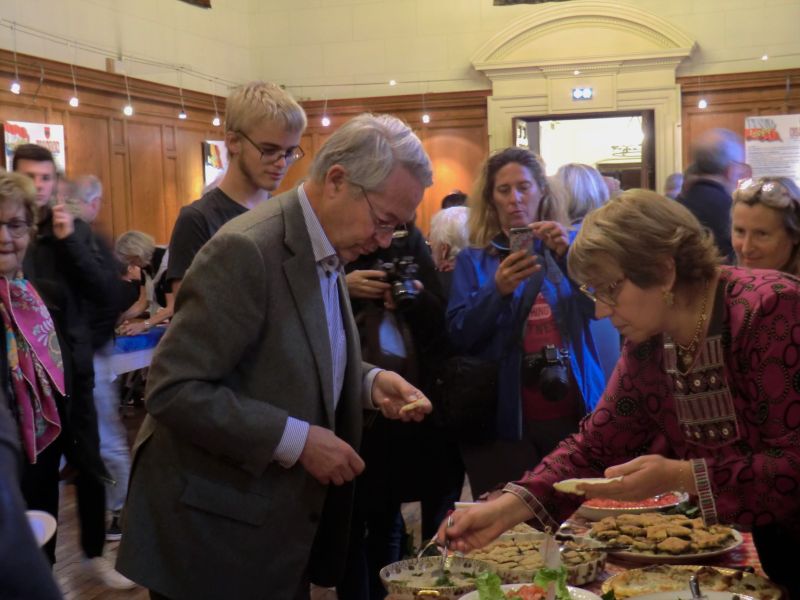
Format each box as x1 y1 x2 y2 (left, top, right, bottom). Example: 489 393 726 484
325 165 348 192
224 130 240 156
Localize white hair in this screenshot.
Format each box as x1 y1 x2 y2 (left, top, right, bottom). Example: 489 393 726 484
428 206 469 261
308 113 432 191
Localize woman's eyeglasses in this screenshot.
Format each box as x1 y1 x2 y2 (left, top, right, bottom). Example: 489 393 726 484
0 219 31 239
579 278 625 306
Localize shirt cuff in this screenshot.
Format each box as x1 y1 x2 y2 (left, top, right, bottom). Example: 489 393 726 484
273 417 310 468
363 368 383 409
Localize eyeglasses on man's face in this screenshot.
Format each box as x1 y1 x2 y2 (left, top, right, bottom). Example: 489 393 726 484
579 278 625 306
354 183 408 234
237 130 305 165
0 219 31 239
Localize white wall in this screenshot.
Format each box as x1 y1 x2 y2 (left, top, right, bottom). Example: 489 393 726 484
0 0 798 98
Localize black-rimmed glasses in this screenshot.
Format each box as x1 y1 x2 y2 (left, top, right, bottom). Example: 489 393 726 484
355 183 408 234
237 130 305 165
0 219 31 239
579 278 625 306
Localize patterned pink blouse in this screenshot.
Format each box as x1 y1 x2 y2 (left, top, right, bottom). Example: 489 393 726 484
505 267 800 532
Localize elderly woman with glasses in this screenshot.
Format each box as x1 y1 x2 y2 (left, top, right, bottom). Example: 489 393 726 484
0 172 65 560
446 147 607 497
439 189 800 595
732 176 800 276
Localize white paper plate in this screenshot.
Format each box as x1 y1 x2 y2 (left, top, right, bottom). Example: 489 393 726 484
554 476 623 495
610 529 744 564
26 510 57 547
627 592 755 600
459 584 602 600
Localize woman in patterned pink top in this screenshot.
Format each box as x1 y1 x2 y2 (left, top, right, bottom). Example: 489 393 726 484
440 190 800 594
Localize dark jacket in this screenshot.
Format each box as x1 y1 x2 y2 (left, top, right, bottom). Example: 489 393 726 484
0 399 63 600
23 210 117 481
678 178 734 262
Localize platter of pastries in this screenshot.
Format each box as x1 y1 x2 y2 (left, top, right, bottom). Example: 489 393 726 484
602 565 782 600
588 512 742 563
465 532 606 585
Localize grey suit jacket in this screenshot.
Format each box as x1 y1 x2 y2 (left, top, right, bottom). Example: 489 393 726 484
116 189 366 599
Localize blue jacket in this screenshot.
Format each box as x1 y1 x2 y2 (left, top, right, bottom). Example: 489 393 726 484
446 244 607 440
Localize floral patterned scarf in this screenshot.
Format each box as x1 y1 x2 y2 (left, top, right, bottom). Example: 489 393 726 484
0 276 64 463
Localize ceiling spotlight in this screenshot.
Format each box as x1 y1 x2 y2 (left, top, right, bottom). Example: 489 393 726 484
761 54 769 61
69 96 80 108
389 79 397 86
178 110 187 120
212 115 221 127
10 80 21 95
697 98 708 109
123 104 134 116
421 113 431 124
321 115 331 127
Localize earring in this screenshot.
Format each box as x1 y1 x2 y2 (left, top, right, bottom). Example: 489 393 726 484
662 290 675 307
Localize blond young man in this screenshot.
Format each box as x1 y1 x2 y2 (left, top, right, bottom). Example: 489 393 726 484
119 81 307 335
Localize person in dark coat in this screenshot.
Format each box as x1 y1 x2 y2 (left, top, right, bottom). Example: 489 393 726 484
13 144 133 589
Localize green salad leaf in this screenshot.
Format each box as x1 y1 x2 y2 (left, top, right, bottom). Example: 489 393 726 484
533 566 570 600
475 571 507 600
601 590 616 600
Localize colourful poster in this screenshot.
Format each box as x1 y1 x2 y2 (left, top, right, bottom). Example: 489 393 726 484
744 114 800 184
202 140 227 186
3 121 66 172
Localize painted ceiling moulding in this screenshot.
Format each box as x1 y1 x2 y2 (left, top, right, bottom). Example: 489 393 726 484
471 0 696 192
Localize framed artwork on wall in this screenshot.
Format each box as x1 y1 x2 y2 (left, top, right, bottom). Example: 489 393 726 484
2 121 66 172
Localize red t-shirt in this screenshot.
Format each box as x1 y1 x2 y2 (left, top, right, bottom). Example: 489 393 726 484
521 293 579 421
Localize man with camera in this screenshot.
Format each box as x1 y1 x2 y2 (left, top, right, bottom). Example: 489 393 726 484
116 113 434 600
341 223 463 600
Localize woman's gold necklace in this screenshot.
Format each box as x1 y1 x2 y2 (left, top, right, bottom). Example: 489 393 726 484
675 280 710 369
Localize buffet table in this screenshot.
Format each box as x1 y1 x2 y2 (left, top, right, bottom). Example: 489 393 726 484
109 325 166 380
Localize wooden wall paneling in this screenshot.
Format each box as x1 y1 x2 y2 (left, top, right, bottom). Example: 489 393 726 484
175 128 213 223
127 122 167 241
417 124 488 235
274 132 315 196
63 112 113 229
677 69 800 167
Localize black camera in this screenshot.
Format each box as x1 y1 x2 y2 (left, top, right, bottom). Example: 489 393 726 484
522 344 570 402
377 256 419 310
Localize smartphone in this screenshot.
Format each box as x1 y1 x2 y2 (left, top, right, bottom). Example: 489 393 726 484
509 227 534 255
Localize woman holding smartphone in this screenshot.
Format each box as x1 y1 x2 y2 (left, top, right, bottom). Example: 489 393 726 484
447 147 607 496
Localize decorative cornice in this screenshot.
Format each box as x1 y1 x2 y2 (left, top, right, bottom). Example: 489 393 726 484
472 0 695 75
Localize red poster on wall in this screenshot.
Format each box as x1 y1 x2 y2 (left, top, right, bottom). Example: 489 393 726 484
2 121 66 172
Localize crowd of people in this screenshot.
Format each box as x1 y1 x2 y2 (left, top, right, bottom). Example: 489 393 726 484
0 76 798 600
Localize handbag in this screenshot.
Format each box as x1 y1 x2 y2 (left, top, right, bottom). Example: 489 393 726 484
431 355 498 442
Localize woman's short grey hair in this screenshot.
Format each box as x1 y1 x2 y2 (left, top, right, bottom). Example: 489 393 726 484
116 230 156 266
429 206 469 260
308 113 433 191
225 81 307 135
554 163 609 223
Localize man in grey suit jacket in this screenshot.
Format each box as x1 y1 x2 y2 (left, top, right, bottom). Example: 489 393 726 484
116 113 434 600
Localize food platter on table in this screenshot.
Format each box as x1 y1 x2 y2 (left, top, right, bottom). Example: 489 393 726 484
458 583 602 600
380 556 493 600
465 530 606 586
577 492 689 521
601 564 783 600
589 512 743 564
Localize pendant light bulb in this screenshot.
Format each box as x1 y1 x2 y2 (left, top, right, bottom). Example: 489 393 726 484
123 104 134 116
422 113 431 124
697 98 708 109
212 115 221 127
321 115 331 127
10 80 21 95
69 96 80 107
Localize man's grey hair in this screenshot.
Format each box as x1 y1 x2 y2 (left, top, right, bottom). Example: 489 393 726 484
691 128 744 176
308 113 433 191
74 174 102 204
429 206 469 261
